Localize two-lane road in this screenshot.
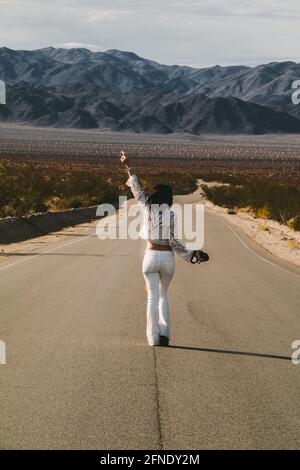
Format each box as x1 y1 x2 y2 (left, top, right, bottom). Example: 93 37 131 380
0 194 300 449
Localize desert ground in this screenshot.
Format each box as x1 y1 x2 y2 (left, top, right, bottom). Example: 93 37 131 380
0 125 299 265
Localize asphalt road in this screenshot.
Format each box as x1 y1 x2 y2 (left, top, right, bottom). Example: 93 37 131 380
0 194 300 450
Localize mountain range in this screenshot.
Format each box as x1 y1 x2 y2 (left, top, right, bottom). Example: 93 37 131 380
0 46 300 134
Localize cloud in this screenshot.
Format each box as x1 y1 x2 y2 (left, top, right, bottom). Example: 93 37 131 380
54 42 103 52
85 10 129 23
0 0 299 67
56 0 300 19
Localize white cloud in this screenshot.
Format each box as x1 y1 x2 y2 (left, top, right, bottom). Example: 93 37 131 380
85 10 129 23
0 0 299 66
54 42 103 51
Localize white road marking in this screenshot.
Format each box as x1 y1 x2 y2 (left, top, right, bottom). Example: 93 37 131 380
0 209 121 274
1 208 299 280
220 220 300 279
0 231 96 273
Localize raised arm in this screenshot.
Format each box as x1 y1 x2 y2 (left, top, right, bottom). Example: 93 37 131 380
120 151 149 207
120 150 134 177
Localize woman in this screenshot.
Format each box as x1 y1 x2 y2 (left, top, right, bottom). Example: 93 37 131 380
120 151 205 347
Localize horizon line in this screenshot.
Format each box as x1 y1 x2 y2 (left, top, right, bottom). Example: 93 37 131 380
0 45 299 70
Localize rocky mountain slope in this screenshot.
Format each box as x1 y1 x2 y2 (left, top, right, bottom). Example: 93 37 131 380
0 47 299 134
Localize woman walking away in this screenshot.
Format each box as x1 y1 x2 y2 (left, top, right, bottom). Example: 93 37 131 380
120 151 208 347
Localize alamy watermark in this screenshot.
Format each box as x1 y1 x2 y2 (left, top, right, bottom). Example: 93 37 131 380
96 198 204 250
291 340 300 365
0 80 6 105
291 80 300 105
0 340 6 365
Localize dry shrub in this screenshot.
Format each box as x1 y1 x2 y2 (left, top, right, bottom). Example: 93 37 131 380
287 216 300 231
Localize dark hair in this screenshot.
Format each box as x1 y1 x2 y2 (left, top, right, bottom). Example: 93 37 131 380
147 184 173 207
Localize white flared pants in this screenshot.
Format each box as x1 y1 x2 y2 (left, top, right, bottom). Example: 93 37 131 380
142 250 175 345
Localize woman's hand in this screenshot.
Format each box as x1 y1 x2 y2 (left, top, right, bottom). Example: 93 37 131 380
120 150 132 176
190 250 210 264
120 150 129 165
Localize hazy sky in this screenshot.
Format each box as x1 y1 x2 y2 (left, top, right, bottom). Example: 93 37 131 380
0 0 299 67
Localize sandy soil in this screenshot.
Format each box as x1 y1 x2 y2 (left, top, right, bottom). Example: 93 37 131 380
194 180 300 267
